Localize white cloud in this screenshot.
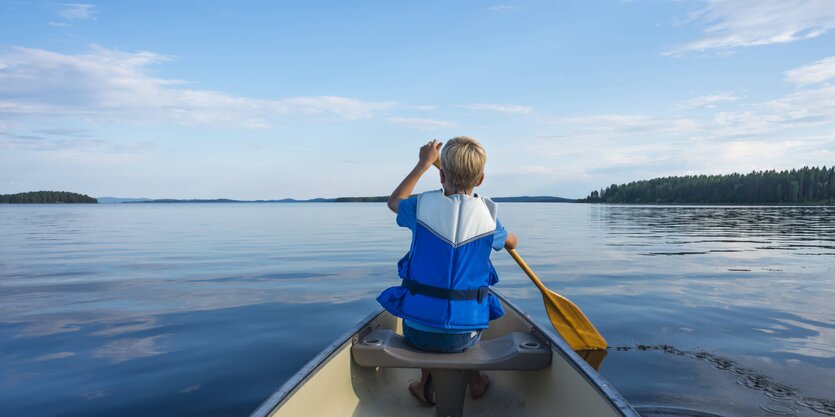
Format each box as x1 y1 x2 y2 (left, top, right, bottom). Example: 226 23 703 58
683 92 742 108
767 84 835 125
388 117 457 130
688 85 835 141
525 79 835 189
522 115 704 182
685 136 834 176
58 3 96 21
0 46 395 128
785 55 835 85
0 130 154 154
457 103 533 114
668 0 835 55
489 5 515 12
550 114 700 139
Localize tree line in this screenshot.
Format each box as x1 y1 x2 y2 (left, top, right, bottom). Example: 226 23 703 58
334 196 388 202
581 166 835 204
0 191 98 204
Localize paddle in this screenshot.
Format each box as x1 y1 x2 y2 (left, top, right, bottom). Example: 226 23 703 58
506 249 607 351
430 158 607 352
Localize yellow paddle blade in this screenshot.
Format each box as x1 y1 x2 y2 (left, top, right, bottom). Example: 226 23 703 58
540 288 608 351
576 349 608 371
508 249 608 351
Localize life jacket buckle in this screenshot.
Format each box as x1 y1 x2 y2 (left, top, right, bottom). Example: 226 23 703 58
403 279 418 296
477 287 488 303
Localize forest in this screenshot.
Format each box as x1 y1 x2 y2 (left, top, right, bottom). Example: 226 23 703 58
581 166 835 204
334 196 388 202
0 191 98 204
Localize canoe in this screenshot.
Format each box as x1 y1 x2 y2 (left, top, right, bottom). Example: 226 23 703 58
250 290 639 417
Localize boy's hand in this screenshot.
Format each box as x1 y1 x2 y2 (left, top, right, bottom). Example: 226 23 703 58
388 139 444 213
418 139 442 169
504 232 518 250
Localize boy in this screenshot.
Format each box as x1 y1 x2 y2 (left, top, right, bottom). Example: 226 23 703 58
376 137 518 405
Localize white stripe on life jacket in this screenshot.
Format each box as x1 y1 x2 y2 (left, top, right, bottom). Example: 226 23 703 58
416 190 497 246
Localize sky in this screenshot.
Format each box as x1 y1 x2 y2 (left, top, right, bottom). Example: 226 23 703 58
1 0 834 199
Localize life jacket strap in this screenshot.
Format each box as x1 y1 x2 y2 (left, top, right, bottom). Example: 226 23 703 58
402 279 488 303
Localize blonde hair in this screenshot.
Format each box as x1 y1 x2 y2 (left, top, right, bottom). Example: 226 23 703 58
441 136 487 190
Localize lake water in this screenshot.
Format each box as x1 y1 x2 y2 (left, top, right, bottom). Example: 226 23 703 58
1 203 833 417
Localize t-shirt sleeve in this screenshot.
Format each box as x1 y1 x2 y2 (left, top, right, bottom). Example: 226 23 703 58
492 218 508 251
395 196 418 231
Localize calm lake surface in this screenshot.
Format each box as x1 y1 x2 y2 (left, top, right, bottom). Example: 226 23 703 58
1 203 833 417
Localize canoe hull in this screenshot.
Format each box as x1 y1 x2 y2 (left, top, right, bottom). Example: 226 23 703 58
251 291 638 417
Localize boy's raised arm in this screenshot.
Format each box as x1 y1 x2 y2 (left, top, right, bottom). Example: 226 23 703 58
387 140 442 213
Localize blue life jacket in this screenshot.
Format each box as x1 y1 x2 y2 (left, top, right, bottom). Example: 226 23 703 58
377 190 505 330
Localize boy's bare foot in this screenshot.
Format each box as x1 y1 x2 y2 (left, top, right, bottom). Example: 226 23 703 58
468 371 490 399
408 377 435 406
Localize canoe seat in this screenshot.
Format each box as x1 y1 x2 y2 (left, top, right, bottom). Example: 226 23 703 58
352 329 551 370
352 329 551 417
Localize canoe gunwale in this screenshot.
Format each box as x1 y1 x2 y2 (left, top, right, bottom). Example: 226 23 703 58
248 308 385 417
490 290 640 417
248 289 639 417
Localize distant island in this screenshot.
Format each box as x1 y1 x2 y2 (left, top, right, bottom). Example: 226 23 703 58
123 198 335 203
581 166 834 205
96 197 153 204
0 191 97 204
9 166 833 206
333 196 386 202
492 196 574 203
97 196 574 203
333 195 573 203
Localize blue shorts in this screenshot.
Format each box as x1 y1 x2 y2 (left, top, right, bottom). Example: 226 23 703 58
403 322 482 353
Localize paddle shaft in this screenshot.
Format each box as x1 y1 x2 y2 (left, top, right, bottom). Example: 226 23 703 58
506 249 549 292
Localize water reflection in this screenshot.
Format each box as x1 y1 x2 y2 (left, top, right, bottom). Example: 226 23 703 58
93 335 169 363
497 204 835 417
613 344 835 415
0 203 833 417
